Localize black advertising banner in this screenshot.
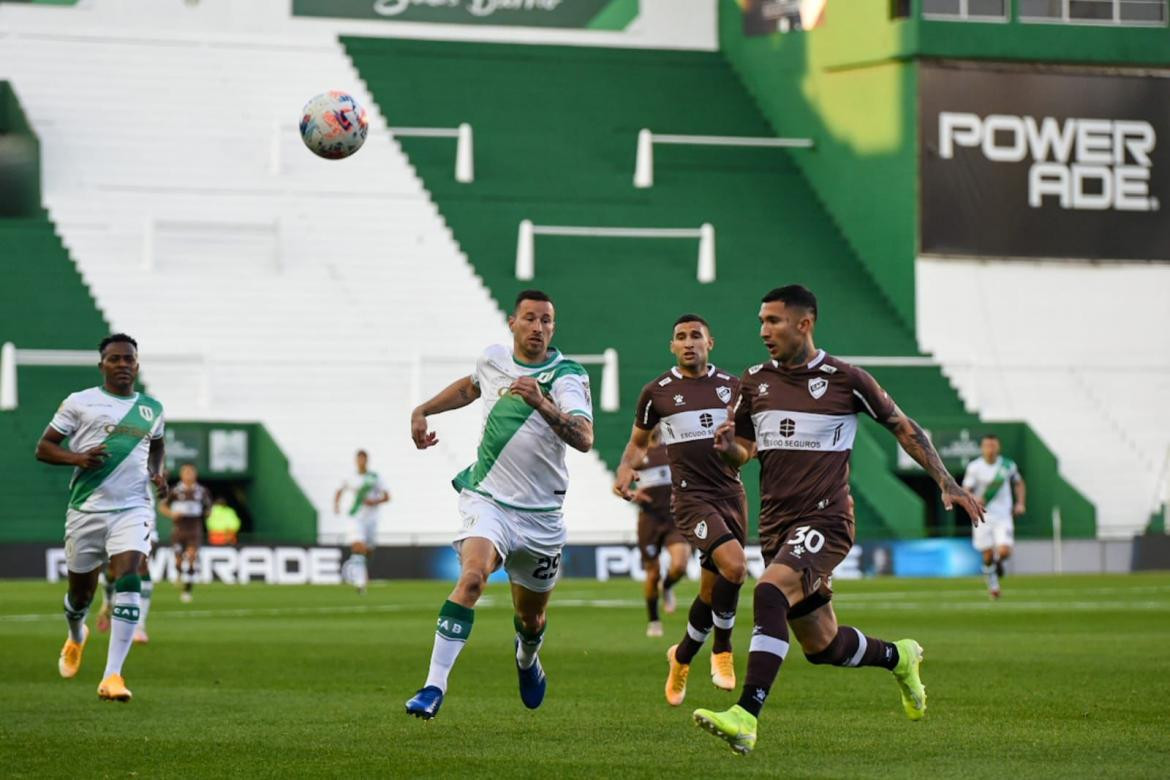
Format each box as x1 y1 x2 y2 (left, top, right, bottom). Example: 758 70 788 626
742 0 827 36
920 62 1170 261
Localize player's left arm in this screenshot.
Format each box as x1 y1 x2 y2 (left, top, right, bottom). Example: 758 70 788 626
509 375 594 453
1011 468 1026 516
148 435 168 500
880 405 983 525
853 367 983 525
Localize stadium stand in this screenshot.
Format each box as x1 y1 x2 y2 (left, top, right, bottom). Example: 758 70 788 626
343 38 1094 539
0 21 623 544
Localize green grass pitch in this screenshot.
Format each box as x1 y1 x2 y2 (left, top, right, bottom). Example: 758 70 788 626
1 574 1168 778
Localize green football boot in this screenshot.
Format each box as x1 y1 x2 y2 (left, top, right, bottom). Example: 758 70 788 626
892 639 926 720
692 704 758 755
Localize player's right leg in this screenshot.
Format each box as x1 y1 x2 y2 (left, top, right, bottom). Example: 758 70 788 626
643 557 663 637
666 567 717 705
661 540 689 615
511 581 552 709
694 562 795 755
405 534 500 720
974 524 999 598
59 510 108 678
180 541 197 603
707 541 747 691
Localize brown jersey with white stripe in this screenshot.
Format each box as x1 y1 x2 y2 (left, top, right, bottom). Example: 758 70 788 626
734 350 896 529
633 443 673 521
634 365 743 500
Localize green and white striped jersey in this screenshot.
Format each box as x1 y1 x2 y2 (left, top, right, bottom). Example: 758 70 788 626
453 345 592 512
49 387 165 513
962 456 1020 520
339 470 388 522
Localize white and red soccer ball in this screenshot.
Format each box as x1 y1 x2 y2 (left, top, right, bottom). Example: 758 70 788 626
299 90 368 160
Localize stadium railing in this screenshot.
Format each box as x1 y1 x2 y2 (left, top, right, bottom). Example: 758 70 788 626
0 344 622 414
633 128 815 188
390 123 474 184
515 221 716 284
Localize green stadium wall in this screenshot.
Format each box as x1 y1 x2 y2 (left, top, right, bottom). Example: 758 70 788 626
346 34 1096 540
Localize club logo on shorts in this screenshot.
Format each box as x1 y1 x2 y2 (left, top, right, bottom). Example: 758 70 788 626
138 405 155 421
716 386 732 404
695 521 708 540
808 377 828 400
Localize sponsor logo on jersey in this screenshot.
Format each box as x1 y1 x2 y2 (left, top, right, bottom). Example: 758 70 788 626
716 386 732 404
809 377 828 400
757 383 769 397
673 394 685 406
658 377 673 386
748 364 763 375
779 418 796 437
699 412 714 429
819 364 838 374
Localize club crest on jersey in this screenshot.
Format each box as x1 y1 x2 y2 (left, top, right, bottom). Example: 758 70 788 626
695 521 708 540
716 386 732 404
138 405 155 421
673 394 685 406
808 377 828 400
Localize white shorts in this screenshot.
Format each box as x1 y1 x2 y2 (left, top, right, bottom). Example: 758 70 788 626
346 515 378 548
64 507 154 573
453 489 566 593
972 515 1014 552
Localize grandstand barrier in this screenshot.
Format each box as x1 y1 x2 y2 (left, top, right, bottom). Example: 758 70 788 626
390 123 474 183
633 128 815 188
515 220 716 283
0 344 621 414
141 217 281 272
0 345 208 410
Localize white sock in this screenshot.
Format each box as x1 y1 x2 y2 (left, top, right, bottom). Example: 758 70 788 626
63 594 88 643
351 554 368 588
424 602 474 692
137 581 153 632
516 634 543 670
104 591 140 678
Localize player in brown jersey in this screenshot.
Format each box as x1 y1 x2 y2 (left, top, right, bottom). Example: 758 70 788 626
161 463 212 603
631 427 689 637
614 314 749 704
693 285 984 755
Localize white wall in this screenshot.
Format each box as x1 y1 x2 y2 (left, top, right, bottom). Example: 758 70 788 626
6 0 717 50
917 257 1170 538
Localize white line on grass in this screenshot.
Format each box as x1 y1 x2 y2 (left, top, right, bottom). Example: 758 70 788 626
2 595 1167 624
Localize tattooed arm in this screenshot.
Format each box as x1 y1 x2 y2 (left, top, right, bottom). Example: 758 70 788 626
881 404 985 525
410 375 482 450
509 376 594 453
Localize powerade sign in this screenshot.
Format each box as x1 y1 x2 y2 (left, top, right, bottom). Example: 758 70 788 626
292 0 638 29
920 62 1170 261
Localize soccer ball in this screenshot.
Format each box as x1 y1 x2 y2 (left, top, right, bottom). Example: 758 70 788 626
299 90 368 160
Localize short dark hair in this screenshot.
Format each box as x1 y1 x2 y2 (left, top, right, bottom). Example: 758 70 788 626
515 289 553 310
761 285 818 319
180 462 197 472
980 433 1000 443
356 449 368 458
673 313 709 330
99 333 138 355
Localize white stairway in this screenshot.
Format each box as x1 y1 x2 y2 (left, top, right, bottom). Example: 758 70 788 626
917 258 1170 538
0 4 634 544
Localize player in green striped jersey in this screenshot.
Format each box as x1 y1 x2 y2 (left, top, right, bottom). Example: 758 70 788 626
35 334 168 702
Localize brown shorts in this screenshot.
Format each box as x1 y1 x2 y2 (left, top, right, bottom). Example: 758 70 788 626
171 518 203 551
762 514 854 608
671 491 747 573
637 511 688 564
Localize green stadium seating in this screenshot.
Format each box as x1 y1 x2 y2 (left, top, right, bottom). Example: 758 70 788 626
344 39 988 538
0 218 112 542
